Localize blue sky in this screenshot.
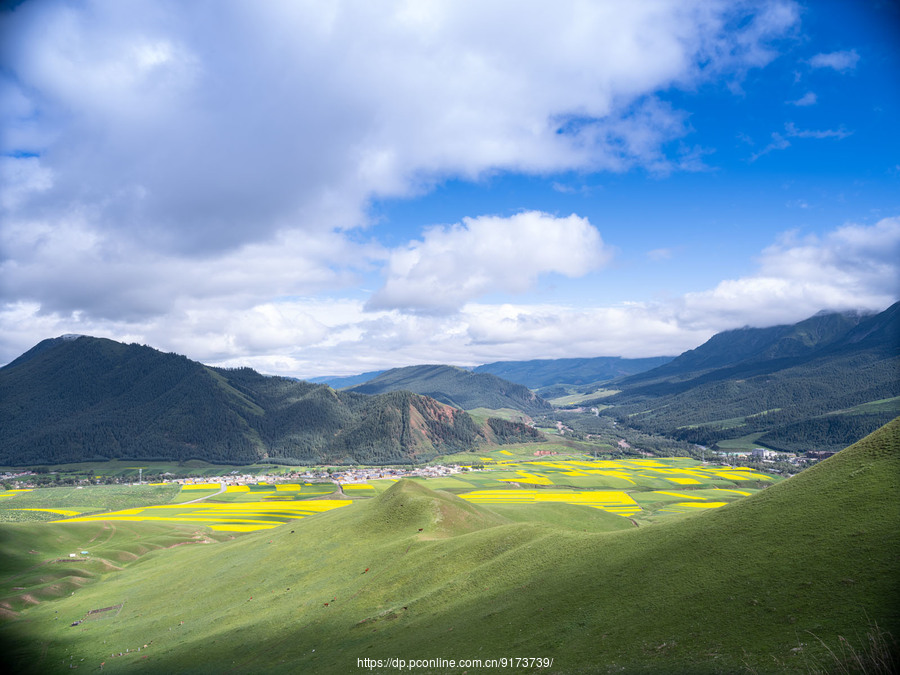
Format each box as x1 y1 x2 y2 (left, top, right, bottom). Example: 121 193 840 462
1 0 898 377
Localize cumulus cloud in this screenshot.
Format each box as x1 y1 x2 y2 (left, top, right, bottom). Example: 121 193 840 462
11 0 871 375
4 217 895 378
0 0 800 321
808 49 860 72
677 217 900 328
0 214 372 321
367 212 611 313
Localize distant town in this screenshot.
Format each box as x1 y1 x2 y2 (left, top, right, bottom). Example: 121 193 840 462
1 448 835 490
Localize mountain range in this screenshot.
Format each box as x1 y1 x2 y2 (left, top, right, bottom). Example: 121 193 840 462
346 364 552 414
473 355 674 388
602 302 900 451
0 337 511 466
310 355 673 390
1 302 897 465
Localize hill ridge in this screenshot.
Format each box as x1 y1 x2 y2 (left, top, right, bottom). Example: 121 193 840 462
602 303 899 451
348 364 552 414
0 338 484 466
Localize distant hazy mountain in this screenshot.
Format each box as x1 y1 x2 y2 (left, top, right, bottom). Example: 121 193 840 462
347 364 552 414
474 355 674 388
307 371 386 389
0 337 487 466
603 303 900 452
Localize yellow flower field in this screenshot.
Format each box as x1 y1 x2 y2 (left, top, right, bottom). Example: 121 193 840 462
13 507 82 517
53 500 351 532
466 457 774 489
459 489 642 517
499 471 555 486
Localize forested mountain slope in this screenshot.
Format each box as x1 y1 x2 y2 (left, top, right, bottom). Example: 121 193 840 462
602 303 900 451
0 336 483 466
621 309 868 385
348 364 552 414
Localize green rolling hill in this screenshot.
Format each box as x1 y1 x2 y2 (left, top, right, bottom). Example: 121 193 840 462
3 418 897 673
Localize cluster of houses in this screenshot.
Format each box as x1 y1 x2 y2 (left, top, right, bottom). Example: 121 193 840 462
329 464 461 484
172 463 465 488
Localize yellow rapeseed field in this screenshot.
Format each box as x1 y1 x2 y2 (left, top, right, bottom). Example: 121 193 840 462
459 490 641 516
13 507 82 516
499 471 555 486
53 500 351 532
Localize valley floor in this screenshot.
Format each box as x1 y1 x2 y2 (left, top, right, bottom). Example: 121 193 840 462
1 422 898 673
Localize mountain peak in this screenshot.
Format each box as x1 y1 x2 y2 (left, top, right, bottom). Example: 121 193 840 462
0 338 484 466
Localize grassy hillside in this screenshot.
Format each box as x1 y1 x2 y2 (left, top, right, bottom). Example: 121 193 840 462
2 418 897 673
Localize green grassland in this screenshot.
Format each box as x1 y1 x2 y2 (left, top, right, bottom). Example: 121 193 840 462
2 456 777 529
546 388 619 407
167 487 222 504
0 459 323 481
207 483 338 503
465 408 533 424
825 395 900 416
0 520 231 616
713 431 770 452
2 420 897 673
439 440 616 464
0 485 182 522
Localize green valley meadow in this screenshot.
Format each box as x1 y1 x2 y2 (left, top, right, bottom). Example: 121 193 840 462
1 419 898 673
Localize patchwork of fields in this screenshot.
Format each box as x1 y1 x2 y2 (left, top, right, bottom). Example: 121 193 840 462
0 457 775 529
54 500 351 532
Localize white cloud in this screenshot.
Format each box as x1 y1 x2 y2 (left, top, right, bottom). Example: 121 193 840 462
0 156 54 210
748 121 851 161
1 1 797 241
788 91 817 106
4 217 895 378
0 0 803 341
14 0 890 378
808 49 860 72
784 121 851 139
749 131 791 161
647 248 674 261
677 217 900 327
367 211 612 313
0 215 372 320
